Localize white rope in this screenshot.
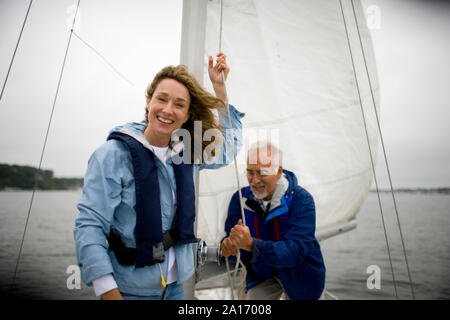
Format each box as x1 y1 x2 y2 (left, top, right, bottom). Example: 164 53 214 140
218 5 246 225
225 254 235 300
218 0 247 300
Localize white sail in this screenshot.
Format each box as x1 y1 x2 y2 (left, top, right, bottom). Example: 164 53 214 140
181 0 380 246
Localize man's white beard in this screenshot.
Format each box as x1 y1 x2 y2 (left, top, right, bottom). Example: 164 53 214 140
251 185 268 200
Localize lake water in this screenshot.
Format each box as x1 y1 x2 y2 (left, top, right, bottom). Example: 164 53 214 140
0 190 449 300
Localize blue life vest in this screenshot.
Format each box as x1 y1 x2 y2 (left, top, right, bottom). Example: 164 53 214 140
107 132 197 268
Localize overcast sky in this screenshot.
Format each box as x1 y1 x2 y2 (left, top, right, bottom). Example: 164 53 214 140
362 0 450 188
0 0 449 189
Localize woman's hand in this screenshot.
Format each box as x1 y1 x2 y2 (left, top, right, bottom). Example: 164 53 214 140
101 288 124 300
208 52 229 102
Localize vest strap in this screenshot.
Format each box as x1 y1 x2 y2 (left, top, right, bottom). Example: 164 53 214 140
107 229 181 266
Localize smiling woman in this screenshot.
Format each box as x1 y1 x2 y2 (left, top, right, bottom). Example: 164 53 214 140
143 58 230 164
73 52 245 300
145 78 191 147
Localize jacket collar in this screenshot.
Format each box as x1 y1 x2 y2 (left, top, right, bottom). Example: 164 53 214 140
245 174 290 222
248 174 289 210
115 124 185 166
264 174 289 211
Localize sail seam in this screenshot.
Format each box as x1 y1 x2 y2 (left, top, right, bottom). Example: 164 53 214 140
244 103 359 128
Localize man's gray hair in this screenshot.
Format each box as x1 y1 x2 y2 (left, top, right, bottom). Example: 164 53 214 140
247 141 283 168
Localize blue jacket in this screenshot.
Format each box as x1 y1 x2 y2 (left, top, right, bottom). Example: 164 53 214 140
225 170 326 300
74 105 244 297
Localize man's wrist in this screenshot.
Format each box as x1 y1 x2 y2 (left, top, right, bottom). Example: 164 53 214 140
244 237 254 252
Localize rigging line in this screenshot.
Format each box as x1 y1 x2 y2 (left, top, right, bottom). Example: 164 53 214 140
219 0 245 231
338 0 399 299
11 0 82 287
349 0 415 299
225 255 235 300
221 72 245 227
219 0 246 300
219 0 224 56
0 0 33 103
71 29 135 87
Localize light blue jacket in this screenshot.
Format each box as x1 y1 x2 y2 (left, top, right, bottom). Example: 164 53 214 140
74 105 244 296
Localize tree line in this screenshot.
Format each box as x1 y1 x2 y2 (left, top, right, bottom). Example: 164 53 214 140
0 163 83 190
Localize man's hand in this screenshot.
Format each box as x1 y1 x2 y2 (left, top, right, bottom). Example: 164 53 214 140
230 219 253 252
101 288 124 300
220 237 238 257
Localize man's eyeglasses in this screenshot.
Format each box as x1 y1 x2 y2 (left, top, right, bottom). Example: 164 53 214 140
246 168 277 178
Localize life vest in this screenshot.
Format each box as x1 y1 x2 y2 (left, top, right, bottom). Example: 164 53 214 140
107 131 197 268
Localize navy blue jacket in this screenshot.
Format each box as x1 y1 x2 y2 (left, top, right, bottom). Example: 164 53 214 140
225 170 325 300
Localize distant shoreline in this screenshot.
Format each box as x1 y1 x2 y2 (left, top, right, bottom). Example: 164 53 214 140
1 187 449 194
2 163 449 194
370 187 450 195
0 163 83 191
1 187 83 192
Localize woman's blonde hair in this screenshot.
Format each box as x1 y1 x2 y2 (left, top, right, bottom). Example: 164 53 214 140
144 65 225 164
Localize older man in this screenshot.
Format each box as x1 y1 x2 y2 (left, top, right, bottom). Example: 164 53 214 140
221 142 325 300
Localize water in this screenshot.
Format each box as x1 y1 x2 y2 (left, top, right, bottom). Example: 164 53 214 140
0 190 449 300
321 192 450 300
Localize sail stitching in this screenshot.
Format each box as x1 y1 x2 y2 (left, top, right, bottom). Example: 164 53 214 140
244 103 360 128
